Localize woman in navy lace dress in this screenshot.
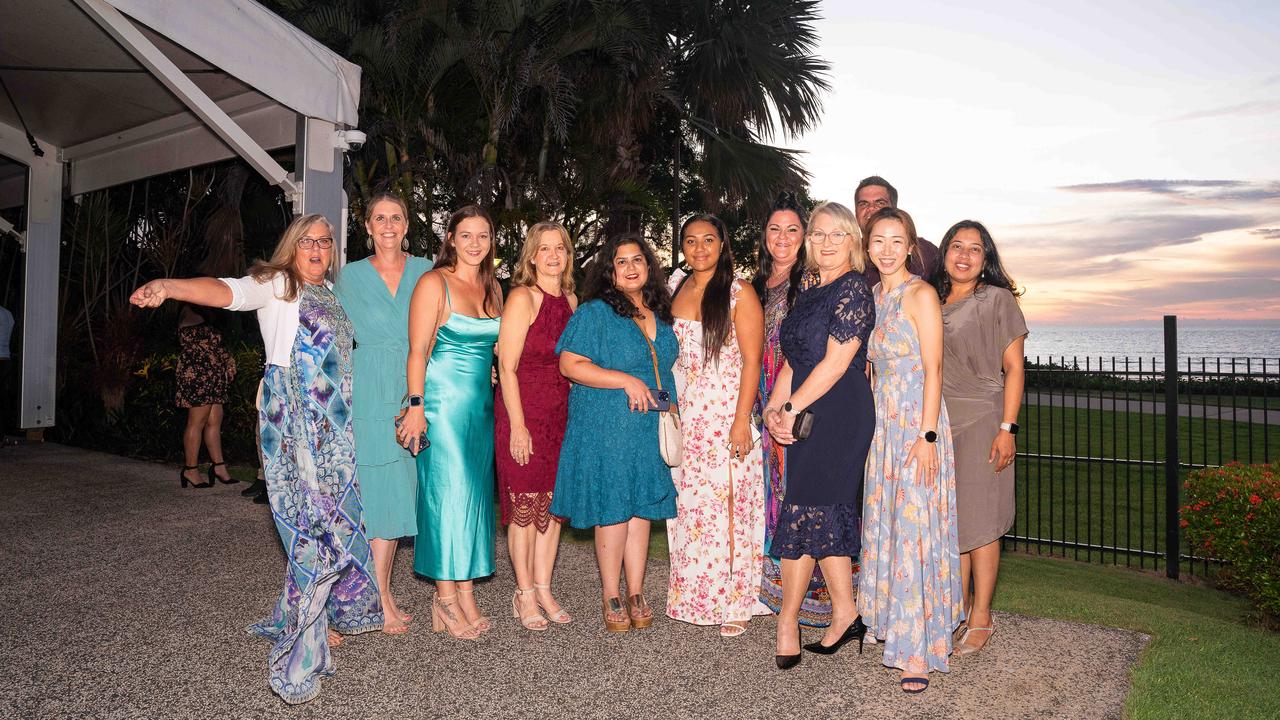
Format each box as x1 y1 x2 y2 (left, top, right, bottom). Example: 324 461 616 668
762 201 875 669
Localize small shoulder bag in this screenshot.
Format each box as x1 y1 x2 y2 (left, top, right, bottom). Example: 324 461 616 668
634 317 683 467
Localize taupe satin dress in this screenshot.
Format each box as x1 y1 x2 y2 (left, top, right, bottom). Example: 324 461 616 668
941 286 1028 552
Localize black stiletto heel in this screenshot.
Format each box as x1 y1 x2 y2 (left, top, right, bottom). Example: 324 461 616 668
208 461 238 485
803 615 868 655
180 465 213 489
775 626 802 670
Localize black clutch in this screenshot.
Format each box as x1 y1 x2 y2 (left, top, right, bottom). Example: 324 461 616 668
792 410 815 441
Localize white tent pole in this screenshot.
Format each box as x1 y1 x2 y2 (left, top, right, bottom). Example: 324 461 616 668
72 0 300 198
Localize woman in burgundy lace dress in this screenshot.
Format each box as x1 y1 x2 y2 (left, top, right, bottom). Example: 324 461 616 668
495 222 578 630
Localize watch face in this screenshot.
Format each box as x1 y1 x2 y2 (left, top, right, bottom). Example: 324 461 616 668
783 402 793 412
924 430 938 443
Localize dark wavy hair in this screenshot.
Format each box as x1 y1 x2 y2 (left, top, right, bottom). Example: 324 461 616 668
751 193 809 308
675 213 735 366
437 204 501 317
582 233 674 323
930 220 1023 302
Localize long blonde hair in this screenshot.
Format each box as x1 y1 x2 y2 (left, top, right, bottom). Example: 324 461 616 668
249 214 336 301
511 221 576 294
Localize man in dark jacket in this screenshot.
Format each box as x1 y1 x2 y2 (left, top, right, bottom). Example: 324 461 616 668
855 176 940 285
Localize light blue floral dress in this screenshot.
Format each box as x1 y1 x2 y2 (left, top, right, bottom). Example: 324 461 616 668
858 275 963 675
249 283 382 704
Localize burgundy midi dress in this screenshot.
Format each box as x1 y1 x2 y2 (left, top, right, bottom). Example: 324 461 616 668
494 291 572 531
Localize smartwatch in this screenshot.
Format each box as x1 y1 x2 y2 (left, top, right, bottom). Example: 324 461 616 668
1000 422 1019 436
783 401 795 414
408 394 424 408
920 430 937 443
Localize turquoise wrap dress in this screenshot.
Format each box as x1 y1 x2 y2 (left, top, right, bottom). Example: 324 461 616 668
550 300 678 528
413 280 501 580
333 255 432 539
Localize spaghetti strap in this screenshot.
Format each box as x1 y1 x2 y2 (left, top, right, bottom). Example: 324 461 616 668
441 275 454 309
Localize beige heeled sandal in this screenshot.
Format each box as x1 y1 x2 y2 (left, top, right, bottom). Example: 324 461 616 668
512 588 549 631
533 583 572 624
431 594 479 640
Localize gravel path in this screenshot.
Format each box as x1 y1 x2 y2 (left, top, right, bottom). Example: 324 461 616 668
0 443 1147 719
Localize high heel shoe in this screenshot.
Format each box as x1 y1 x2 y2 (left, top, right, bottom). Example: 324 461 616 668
953 623 995 657
803 615 867 655
180 465 213 489
208 461 238 484
626 594 653 629
602 596 631 633
431 595 479 640
457 587 490 633
775 626 802 670
512 588 549 631
533 583 572 624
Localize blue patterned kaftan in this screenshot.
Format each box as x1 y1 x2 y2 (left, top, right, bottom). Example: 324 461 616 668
249 283 383 705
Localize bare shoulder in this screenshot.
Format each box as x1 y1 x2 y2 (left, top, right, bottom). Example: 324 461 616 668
504 284 534 311
567 291 580 311
904 279 941 310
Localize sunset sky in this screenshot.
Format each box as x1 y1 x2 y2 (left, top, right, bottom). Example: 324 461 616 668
793 0 1280 324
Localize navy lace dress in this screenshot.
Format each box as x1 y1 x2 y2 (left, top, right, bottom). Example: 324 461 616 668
772 270 876 560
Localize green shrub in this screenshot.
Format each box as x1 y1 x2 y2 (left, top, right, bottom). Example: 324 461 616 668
55 342 264 465
1183 462 1280 623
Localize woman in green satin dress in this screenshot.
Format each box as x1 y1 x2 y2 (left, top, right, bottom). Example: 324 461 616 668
398 205 502 640
333 193 432 634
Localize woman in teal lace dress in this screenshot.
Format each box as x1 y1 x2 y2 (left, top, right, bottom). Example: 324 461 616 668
398 206 502 640
333 193 432 634
858 207 962 694
130 215 383 705
552 233 678 633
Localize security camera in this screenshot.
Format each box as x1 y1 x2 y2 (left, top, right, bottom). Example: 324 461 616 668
336 129 367 151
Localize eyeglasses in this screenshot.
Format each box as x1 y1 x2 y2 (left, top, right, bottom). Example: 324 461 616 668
855 199 891 211
298 236 335 249
805 230 853 245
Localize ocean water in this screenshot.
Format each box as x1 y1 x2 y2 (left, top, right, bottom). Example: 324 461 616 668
1024 324 1279 369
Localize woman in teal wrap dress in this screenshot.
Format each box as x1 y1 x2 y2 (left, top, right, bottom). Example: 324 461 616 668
399 206 503 640
552 233 678 633
333 193 432 634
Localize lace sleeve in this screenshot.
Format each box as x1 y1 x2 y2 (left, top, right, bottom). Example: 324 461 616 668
829 273 875 344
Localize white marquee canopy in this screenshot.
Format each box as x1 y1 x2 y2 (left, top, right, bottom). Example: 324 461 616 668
0 0 364 429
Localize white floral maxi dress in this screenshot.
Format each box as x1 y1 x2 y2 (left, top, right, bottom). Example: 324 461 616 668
666 280 770 625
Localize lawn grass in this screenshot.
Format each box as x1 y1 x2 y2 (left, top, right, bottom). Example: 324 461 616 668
1009 405 1278 574
999 553 1280 720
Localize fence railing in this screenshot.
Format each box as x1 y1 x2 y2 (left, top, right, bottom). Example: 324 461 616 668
1002 316 1278 578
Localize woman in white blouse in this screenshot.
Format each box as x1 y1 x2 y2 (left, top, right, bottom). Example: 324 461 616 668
130 215 383 706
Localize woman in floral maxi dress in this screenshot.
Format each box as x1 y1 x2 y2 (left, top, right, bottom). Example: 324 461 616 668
858 207 962 693
666 214 768 636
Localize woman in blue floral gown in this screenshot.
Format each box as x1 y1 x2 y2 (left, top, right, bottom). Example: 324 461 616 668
857 207 962 694
130 215 383 705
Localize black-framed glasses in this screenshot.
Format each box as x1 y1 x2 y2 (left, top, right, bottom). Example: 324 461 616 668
298 237 335 249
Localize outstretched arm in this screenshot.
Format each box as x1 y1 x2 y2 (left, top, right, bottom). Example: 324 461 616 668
129 277 232 309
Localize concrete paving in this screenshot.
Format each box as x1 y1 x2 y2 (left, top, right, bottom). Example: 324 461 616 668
0 443 1147 719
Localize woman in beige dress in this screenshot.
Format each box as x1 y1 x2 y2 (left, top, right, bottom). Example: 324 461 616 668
931 220 1027 656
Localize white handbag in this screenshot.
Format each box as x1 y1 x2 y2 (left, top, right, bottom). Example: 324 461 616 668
634 318 682 467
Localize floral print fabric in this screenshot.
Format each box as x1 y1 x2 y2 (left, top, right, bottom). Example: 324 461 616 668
858 276 963 675
666 280 770 626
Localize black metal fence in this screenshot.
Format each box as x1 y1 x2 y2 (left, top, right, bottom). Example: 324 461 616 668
1002 316 1278 578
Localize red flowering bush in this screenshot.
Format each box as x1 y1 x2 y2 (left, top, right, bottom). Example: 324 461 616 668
1183 462 1280 622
